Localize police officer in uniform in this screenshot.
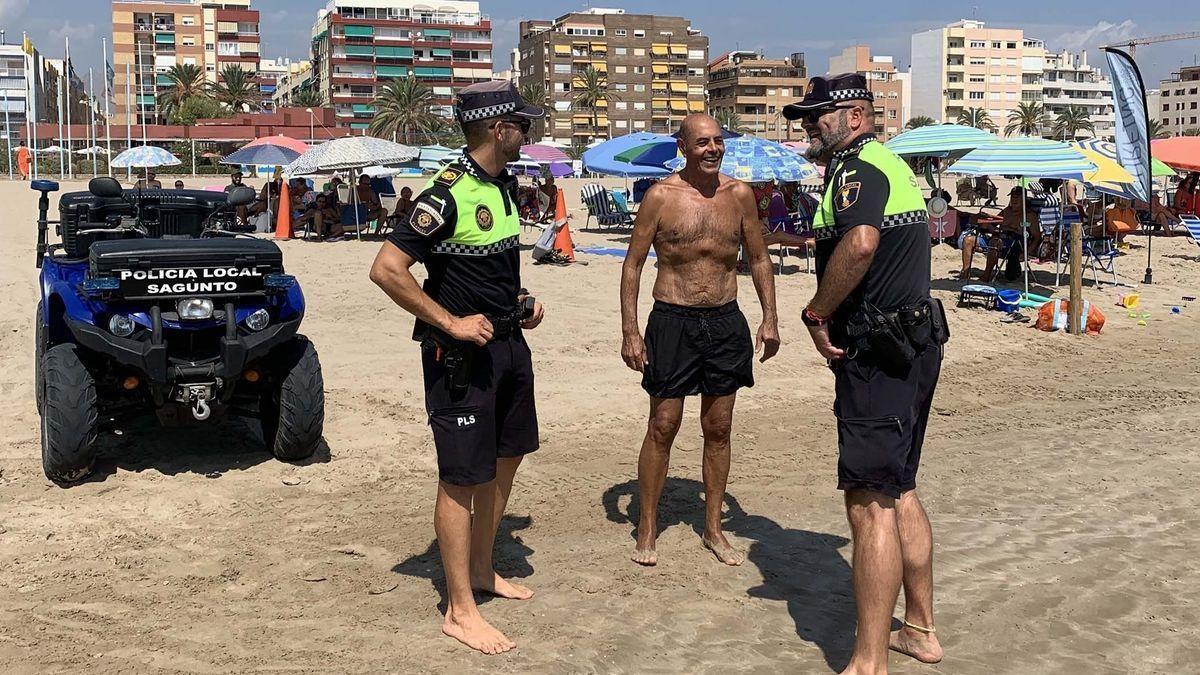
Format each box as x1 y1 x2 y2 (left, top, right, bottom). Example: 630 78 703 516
370 80 545 656
783 74 949 673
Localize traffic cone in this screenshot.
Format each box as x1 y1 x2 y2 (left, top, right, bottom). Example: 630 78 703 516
274 181 292 239
551 187 575 263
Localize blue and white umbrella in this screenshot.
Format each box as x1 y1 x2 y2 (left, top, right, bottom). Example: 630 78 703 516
110 145 181 168
220 143 302 167
582 132 674 177
663 136 819 182
947 137 1095 180
884 124 998 158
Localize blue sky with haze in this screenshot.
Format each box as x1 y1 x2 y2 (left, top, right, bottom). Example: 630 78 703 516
3 0 1196 89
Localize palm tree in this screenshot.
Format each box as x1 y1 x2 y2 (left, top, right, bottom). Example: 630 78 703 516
1183 128 1200 137
156 64 209 121
1051 106 1094 140
570 66 619 143
1005 101 1048 137
290 86 324 109
714 108 747 133
905 116 936 130
1148 119 1170 140
518 81 547 141
368 75 441 144
957 107 995 131
211 65 259 113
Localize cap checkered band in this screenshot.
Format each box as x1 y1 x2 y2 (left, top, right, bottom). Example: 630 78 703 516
432 235 519 257
458 101 517 123
830 88 874 102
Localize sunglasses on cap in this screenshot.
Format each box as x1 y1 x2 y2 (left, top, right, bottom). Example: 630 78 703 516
797 104 862 124
491 117 532 133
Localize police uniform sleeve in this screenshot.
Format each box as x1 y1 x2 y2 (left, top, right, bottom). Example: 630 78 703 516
386 184 457 262
832 159 890 236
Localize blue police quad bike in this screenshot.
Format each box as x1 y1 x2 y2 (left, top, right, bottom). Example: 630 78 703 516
32 177 325 483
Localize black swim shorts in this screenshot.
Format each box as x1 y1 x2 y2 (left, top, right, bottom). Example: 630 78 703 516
832 345 942 498
422 333 539 486
641 299 755 399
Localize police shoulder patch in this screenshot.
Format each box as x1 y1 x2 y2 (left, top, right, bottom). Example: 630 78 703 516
836 182 862 212
409 201 447 236
434 165 465 188
475 204 494 231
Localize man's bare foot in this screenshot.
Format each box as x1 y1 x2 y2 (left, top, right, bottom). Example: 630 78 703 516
442 610 515 655
702 533 745 566
889 624 944 664
957 270 971 281
632 525 658 566
470 571 533 600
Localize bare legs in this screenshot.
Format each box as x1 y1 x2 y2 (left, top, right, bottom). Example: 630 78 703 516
958 235 978 280
435 457 527 655
633 394 741 566
633 397 683 566
840 489 941 675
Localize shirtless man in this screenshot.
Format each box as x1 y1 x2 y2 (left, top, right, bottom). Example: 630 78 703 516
620 114 781 567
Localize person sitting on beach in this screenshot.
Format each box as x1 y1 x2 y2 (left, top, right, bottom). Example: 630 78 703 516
174 180 185 189
1106 198 1138 244
963 187 1038 281
1133 190 1181 235
135 170 162 189
296 193 343 241
1175 172 1199 216
356 174 386 223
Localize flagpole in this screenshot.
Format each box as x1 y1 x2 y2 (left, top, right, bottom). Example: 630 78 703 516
25 32 38 179
65 36 72 179
103 37 112 175
89 68 97 176
56 66 64 179
4 88 12 180
125 61 132 181
137 41 147 147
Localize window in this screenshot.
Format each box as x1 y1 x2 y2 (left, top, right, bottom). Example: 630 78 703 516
634 48 645 57
564 27 604 37
1007 75 1017 83
887 110 897 119
615 120 627 128
969 58 985 66
205 43 214 51
634 84 646 92
181 37 196 46
1006 58 1018 66
1164 104 1171 112
633 65 645 74
634 120 646 129
634 29 645 38
989 57 1001 66
614 65 627 74
615 47 626 55
217 42 239 56
969 75 985 83
615 29 626 37
991 41 1001 49
634 102 646 110
615 101 627 110
948 74 962 83
554 63 570 74
1006 42 1017 49
1006 92 1018 100
689 67 704 77
614 83 626 91
969 40 986 48
688 49 704 60
181 15 195 26
988 92 1001 101
989 74 1001 83
553 100 570 111
969 91 984 100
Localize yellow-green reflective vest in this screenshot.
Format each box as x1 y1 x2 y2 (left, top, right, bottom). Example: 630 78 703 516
813 140 927 237
421 162 520 255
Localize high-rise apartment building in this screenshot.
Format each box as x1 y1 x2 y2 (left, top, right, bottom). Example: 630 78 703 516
272 59 313 108
828 45 906 140
1039 49 1114 139
1159 65 1200 137
112 0 261 126
0 39 64 139
308 0 493 130
910 20 1027 127
257 57 289 110
517 8 709 144
706 50 806 141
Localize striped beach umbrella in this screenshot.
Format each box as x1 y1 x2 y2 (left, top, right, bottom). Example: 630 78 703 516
582 132 673 177
110 145 182 168
663 136 820 182
220 142 302 167
948 137 1095 180
1073 139 1175 177
884 124 998 158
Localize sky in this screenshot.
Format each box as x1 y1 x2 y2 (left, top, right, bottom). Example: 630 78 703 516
2 0 1196 91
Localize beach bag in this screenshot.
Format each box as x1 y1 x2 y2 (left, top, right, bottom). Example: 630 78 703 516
531 219 561 261
1035 299 1105 334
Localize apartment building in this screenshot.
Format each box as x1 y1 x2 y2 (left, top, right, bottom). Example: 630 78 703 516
706 50 806 141
910 20 1027 127
272 59 313 107
517 8 709 144
1160 65 1200 137
257 58 289 110
112 0 262 126
1039 49 1114 138
0 40 61 139
309 0 493 130
828 45 906 140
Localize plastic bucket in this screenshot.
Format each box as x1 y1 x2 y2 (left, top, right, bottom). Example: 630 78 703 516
997 289 1021 313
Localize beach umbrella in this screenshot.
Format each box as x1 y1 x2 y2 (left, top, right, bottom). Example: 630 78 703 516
662 136 820 183
582 132 673 177
1073 139 1175 177
244 134 309 154
110 145 182 168
284 136 419 239
521 143 571 163
884 124 998 158
548 162 574 178
1150 137 1200 172
948 137 1096 294
37 144 65 154
220 142 303 167
74 145 109 156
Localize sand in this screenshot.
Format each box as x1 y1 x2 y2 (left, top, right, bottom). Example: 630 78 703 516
2 177 1199 673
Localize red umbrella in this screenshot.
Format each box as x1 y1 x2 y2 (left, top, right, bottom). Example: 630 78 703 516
1151 137 1200 172
245 135 309 154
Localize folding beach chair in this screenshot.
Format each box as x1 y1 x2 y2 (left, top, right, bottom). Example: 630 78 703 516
1181 215 1200 255
610 190 636 219
580 183 632 230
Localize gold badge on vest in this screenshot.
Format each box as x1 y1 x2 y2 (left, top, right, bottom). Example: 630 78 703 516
475 204 494 231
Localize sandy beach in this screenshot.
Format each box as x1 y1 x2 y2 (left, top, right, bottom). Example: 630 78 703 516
2 176 1199 673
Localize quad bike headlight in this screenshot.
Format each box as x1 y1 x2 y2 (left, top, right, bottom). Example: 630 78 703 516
177 298 214 320
108 314 135 337
244 308 270 332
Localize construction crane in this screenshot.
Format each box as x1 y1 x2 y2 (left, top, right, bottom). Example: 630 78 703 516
1104 31 1200 55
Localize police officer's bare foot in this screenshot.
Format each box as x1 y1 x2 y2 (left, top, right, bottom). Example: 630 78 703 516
471 571 533 600
889 623 943 663
702 533 744 566
632 528 658 566
442 608 515 655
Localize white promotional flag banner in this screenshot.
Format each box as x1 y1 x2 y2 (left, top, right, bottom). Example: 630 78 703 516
1104 47 1151 203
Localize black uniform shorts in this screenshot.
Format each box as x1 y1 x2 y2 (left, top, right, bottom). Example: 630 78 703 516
422 333 539 486
642 300 755 399
832 344 942 499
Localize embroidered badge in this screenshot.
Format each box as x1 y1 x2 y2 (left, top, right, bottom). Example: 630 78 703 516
475 204 494 231
434 168 463 188
410 201 446 236
836 181 861 211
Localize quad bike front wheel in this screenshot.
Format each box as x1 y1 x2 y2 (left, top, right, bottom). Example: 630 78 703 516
260 335 325 461
41 343 99 483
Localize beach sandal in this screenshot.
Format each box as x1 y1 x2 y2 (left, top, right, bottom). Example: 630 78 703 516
1001 312 1030 324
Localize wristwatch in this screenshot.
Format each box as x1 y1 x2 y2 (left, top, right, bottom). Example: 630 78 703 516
802 307 829 327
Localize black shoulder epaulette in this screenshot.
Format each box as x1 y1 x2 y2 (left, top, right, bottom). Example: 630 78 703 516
434 162 467 189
